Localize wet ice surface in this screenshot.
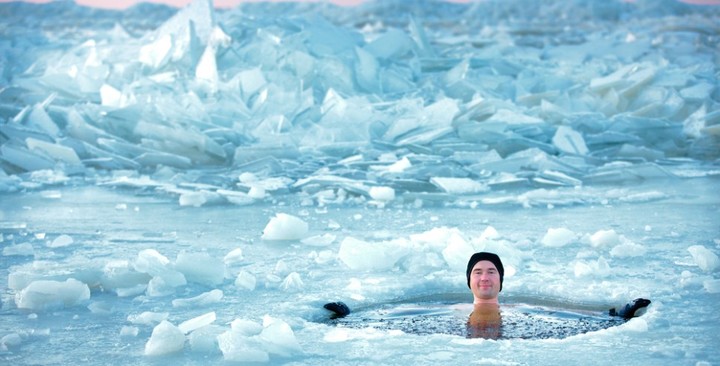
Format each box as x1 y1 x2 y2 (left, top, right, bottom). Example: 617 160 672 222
1 0 720 364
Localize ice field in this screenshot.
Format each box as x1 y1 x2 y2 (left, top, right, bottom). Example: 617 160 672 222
1 0 719 365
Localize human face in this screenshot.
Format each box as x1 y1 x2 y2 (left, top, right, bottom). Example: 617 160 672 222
469 260 501 304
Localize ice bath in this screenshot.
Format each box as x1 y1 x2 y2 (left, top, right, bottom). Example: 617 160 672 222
1 0 719 365
319 294 630 340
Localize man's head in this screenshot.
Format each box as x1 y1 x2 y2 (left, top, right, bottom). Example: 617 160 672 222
466 252 504 303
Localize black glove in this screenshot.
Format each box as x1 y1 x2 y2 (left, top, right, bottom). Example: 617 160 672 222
324 301 351 319
609 298 651 319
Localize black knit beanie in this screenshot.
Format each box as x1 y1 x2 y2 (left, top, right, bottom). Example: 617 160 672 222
466 252 504 291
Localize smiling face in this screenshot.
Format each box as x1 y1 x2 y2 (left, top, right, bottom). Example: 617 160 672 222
469 260 501 304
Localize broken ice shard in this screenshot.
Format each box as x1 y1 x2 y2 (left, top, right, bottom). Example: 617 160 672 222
553 126 589 155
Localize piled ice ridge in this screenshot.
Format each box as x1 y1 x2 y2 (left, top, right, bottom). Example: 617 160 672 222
0 0 718 207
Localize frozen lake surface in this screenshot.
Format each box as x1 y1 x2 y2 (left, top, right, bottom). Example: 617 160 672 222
2 178 718 365
1 0 719 364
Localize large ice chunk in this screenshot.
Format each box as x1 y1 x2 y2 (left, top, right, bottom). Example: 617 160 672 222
540 227 577 247
687 245 720 273
338 237 410 271
150 0 216 59
133 249 171 276
215 315 301 361
0 144 55 171
304 16 362 56
440 231 475 271
188 324 224 353
487 109 544 125
258 316 302 357
217 319 268 362
261 213 309 241
195 43 218 93
552 126 589 155
47 234 74 248
139 34 172 69
234 271 257 291
2 242 34 256
26 138 82 166
235 68 267 99
589 229 620 248
133 249 187 296
354 46 379 92
590 64 635 92
100 260 151 294
430 177 488 195
229 318 264 337
26 104 60 136
172 289 223 308
128 311 169 326
364 28 414 59
223 248 244 265
280 272 304 292
574 257 611 278
680 81 715 102
610 240 647 258
147 272 187 297
178 311 216 334
1 333 23 350
705 279 720 294
144 320 186 356
99 84 128 108
368 186 395 201
175 251 225 286
15 278 90 311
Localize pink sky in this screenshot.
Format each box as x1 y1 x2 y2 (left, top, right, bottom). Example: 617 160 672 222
0 0 365 9
1 0 718 9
